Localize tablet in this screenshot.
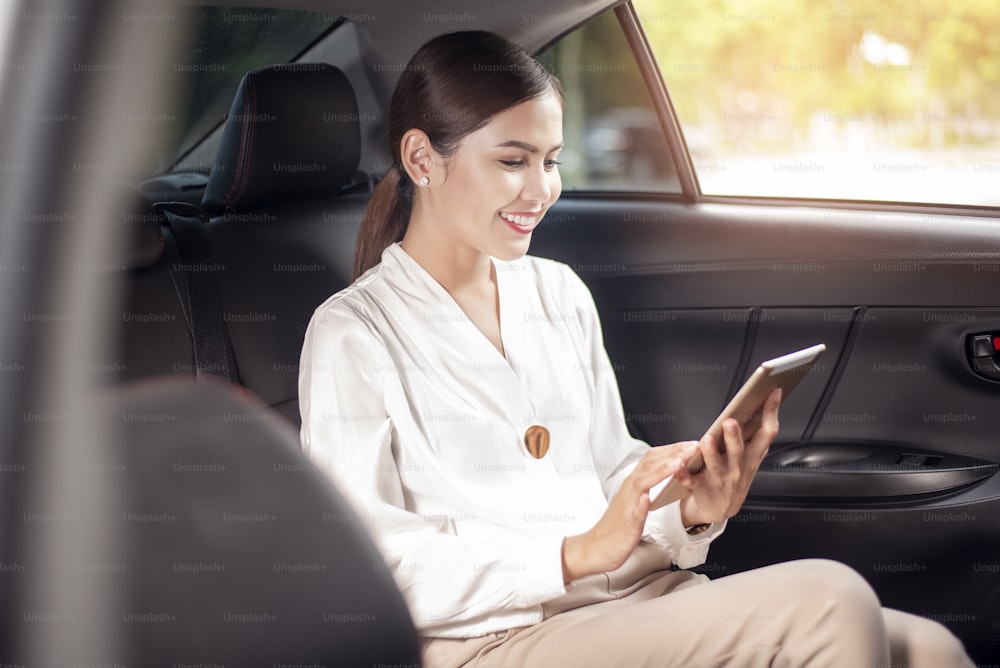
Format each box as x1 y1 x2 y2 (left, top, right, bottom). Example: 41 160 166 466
649 343 827 510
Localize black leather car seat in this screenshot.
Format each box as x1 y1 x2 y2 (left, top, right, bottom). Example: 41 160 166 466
131 63 369 425
196 63 369 425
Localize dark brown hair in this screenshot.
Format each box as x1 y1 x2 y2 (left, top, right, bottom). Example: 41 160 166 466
352 31 562 280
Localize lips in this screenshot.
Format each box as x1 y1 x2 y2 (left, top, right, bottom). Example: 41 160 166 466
500 210 542 235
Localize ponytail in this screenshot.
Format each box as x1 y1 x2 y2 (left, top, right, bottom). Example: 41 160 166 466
353 165 412 280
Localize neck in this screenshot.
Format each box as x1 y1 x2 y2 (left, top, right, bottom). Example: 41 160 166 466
400 208 493 295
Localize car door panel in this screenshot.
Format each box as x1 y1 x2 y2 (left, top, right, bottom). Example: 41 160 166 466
598 308 748 446
533 196 1000 659
599 307 853 446
535 201 1000 308
754 443 998 500
813 308 1000 452
733 307 853 443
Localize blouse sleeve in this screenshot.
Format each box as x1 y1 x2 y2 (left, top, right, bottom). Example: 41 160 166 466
559 265 725 569
298 304 567 635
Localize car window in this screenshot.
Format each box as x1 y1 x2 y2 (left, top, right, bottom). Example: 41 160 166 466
636 0 1000 207
155 7 339 174
537 11 682 194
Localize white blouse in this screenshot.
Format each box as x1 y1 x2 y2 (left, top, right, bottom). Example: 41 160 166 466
299 242 723 638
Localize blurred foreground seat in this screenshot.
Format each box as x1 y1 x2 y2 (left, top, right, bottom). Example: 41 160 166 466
7 378 422 666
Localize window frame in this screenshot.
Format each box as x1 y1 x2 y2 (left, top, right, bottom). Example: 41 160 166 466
613 3 699 203
569 1 1000 220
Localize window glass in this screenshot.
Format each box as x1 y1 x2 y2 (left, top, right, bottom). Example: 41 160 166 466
637 0 1000 206
156 7 338 174
538 11 681 193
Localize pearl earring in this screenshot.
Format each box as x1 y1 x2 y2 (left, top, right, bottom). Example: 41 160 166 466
419 177 429 186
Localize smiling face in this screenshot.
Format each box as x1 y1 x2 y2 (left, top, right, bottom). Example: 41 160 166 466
408 89 564 264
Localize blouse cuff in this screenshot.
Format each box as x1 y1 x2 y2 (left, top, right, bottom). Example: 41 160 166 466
512 534 569 608
642 498 726 570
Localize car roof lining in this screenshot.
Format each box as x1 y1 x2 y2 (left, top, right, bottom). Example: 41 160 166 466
172 0 619 65
170 0 623 177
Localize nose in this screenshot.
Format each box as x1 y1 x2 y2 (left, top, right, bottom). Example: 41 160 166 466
521 163 553 204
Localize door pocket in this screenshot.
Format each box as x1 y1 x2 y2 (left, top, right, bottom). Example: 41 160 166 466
751 443 998 501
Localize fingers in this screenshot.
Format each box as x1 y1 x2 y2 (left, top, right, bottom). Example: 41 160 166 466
650 440 700 461
721 418 745 464
620 442 699 504
671 436 719 502
700 425 736 477
692 422 744 502
642 441 699 472
760 387 781 436
674 390 784 523
630 443 696 492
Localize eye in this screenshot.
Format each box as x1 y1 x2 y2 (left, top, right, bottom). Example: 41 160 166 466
544 159 562 170
499 159 525 169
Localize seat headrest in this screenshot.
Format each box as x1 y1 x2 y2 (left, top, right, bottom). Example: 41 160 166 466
201 64 361 216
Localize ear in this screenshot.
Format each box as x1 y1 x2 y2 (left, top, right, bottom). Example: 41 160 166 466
399 129 444 187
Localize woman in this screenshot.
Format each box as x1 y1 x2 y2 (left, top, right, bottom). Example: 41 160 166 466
299 30 973 667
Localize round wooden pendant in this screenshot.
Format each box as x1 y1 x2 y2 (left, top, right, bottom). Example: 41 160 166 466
523 425 550 459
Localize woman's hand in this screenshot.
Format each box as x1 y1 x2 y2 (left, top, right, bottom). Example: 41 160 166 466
561 440 699 583
676 388 781 527
561 388 781 583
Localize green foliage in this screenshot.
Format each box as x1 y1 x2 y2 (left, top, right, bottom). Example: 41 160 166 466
635 0 1000 150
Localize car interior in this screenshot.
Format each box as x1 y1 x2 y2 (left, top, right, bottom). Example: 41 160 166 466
2 0 999 664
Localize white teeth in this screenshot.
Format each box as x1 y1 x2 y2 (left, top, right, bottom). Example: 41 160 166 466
501 212 533 227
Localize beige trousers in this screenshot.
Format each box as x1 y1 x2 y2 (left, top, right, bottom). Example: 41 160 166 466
423 559 974 668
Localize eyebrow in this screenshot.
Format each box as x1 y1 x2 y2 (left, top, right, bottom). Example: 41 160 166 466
495 140 564 154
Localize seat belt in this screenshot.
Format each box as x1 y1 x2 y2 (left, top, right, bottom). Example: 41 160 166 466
154 201 239 384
